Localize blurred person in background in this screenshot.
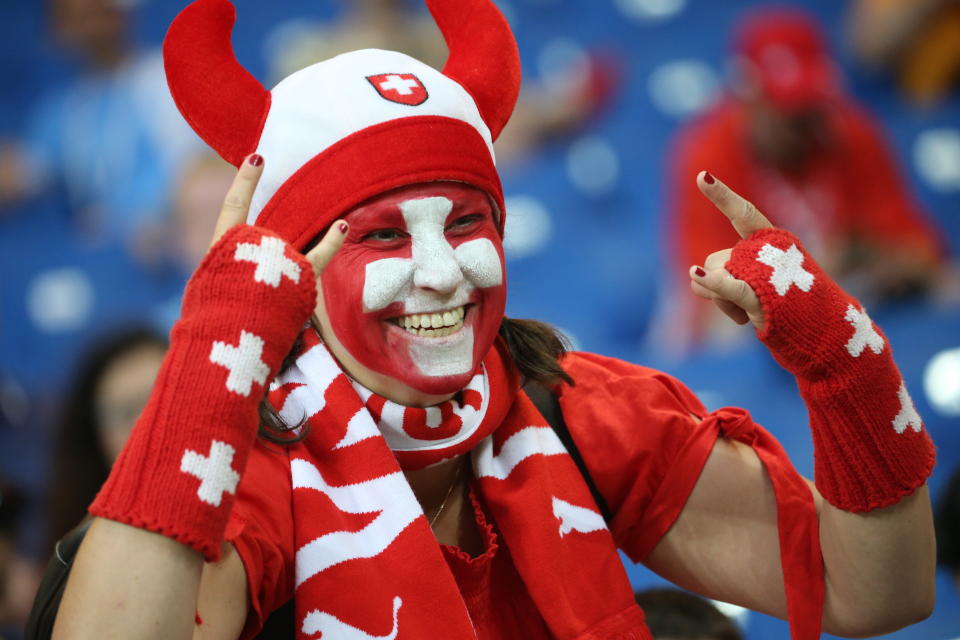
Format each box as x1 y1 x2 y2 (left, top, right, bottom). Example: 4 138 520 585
634 588 742 640
269 0 619 167
0 0 198 263
849 0 960 108
0 479 39 638
658 6 946 354
44 328 166 554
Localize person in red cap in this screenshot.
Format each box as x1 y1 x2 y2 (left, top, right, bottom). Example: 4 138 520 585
661 6 945 353
49 1 935 639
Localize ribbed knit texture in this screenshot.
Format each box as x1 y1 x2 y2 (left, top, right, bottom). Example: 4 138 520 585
90 225 316 560
727 228 935 512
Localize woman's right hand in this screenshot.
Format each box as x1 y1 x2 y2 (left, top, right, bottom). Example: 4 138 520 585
209 153 348 286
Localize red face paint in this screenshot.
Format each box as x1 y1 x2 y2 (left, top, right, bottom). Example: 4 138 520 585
320 183 506 395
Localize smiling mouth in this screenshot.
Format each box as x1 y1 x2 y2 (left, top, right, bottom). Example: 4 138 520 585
388 305 467 337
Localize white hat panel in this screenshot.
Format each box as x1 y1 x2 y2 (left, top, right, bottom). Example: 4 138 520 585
248 49 495 223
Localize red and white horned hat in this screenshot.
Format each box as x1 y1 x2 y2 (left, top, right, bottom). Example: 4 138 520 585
163 0 520 249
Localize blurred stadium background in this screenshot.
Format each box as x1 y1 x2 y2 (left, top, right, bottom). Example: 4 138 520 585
1 0 958 638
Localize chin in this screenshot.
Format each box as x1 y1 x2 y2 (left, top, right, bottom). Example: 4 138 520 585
404 370 477 397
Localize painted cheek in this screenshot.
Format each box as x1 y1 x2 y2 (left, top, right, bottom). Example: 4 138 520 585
453 238 504 289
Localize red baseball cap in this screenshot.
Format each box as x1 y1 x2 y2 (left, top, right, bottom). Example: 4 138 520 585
734 7 840 111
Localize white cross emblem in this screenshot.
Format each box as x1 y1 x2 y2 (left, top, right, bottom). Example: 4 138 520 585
209 331 270 397
378 74 419 96
180 440 240 507
234 235 301 288
844 304 885 358
892 383 923 434
756 243 815 296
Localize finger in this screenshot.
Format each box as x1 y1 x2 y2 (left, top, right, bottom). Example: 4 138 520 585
714 298 750 325
210 154 265 247
696 171 774 239
688 268 749 324
305 220 349 277
690 265 762 317
703 248 732 272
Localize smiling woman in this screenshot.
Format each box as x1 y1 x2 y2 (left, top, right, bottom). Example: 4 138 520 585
48 0 936 639
316 182 507 400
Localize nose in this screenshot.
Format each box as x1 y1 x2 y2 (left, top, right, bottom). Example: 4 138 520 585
412 236 464 294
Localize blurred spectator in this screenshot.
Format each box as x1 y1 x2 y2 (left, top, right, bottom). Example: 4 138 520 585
0 0 199 259
849 0 960 107
269 0 619 166
168 153 236 273
0 479 39 637
635 588 743 640
657 6 946 354
44 327 166 553
936 465 960 591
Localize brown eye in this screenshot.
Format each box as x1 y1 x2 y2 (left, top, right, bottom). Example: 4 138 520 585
445 214 483 232
363 228 406 243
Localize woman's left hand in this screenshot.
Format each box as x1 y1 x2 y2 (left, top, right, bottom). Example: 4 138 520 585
687 171 772 333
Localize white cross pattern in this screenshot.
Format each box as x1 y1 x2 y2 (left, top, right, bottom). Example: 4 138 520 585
378 74 419 96
234 235 301 288
844 304 885 358
756 243 815 296
892 382 923 434
180 440 240 507
209 330 270 397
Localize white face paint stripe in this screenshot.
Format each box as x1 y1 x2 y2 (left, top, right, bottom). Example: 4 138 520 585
360 196 503 313
363 257 414 312
453 239 502 288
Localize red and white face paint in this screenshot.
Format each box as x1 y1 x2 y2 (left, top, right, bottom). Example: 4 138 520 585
320 183 506 395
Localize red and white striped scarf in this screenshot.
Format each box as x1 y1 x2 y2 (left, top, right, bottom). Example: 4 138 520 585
268 329 648 639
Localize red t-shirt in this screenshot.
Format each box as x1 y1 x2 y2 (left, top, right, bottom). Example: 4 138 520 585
224 351 801 639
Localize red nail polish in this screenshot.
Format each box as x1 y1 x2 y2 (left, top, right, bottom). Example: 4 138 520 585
703 172 715 185
248 154 264 167
695 267 706 277
338 222 348 234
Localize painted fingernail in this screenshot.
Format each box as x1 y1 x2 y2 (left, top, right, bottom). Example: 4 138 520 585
338 222 348 234
248 154 264 167
703 172 715 185
694 267 706 277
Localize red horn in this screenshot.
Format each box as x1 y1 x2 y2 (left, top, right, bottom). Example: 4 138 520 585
429 0 521 141
163 0 271 167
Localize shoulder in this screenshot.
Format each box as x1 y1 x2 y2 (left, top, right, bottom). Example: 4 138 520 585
557 351 706 419
553 353 721 556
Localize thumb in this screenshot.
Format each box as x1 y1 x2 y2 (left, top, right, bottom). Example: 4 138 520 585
305 220 349 278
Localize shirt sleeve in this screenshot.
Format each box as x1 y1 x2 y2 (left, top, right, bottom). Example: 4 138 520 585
556 352 824 639
554 351 713 562
223 439 296 640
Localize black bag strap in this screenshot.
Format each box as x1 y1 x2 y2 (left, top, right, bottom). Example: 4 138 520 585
522 380 613 523
24 518 92 640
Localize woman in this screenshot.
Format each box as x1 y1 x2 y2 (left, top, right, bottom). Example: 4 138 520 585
45 327 166 554
52 0 935 638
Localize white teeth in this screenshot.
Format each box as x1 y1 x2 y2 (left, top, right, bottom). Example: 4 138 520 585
394 306 466 336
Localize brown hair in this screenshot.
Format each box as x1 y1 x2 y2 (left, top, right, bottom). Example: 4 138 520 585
257 316 573 442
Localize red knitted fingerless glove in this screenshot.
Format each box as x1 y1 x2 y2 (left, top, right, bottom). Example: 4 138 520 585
726 228 935 512
90 225 316 560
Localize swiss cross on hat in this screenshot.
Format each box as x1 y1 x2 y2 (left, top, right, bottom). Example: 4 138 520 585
367 73 428 106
